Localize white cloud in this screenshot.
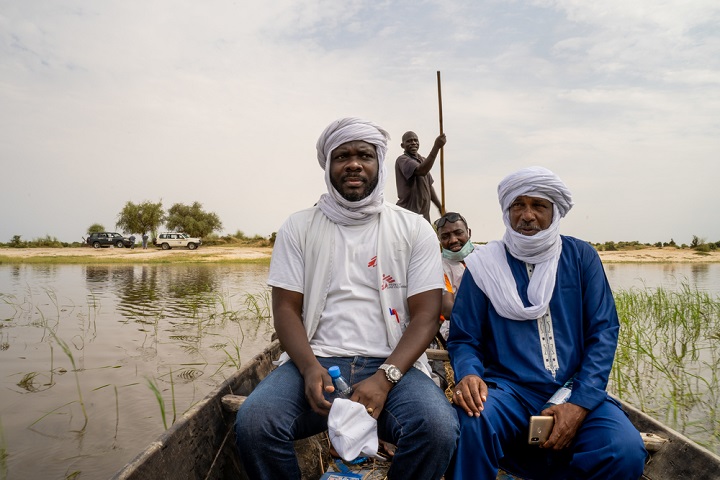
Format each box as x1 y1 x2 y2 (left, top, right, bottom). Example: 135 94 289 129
1 0 719 245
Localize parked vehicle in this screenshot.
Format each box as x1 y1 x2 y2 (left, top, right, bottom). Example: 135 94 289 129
152 232 202 250
112 343 720 480
86 232 134 249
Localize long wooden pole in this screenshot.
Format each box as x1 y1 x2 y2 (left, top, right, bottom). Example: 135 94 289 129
437 71 446 215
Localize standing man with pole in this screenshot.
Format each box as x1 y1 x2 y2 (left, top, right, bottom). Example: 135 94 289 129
394 131 446 222
394 71 447 223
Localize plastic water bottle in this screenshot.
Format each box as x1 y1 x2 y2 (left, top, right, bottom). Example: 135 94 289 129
542 375 576 411
328 366 353 398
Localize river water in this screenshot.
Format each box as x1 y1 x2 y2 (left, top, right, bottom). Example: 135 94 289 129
1 262 719 478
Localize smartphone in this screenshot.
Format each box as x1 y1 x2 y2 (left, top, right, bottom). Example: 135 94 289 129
528 415 555 445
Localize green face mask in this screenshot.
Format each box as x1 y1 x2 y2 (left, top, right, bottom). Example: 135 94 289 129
441 240 474 262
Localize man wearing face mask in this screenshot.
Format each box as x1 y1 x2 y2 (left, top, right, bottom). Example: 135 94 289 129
433 212 473 341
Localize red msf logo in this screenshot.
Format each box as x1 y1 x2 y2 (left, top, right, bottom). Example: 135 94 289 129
381 274 396 290
368 256 377 268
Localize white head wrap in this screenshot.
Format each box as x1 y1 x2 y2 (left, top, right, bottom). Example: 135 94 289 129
464 166 573 320
315 117 390 226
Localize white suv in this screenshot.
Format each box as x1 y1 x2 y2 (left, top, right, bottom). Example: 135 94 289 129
153 232 202 250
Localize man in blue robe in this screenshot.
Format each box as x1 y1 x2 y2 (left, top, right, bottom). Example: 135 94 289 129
446 166 647 479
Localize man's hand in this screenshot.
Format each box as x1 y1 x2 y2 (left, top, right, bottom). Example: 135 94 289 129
433 134 447 150
302 364 334 416
452 374 488 417
540 402 588 450
349 372 392 419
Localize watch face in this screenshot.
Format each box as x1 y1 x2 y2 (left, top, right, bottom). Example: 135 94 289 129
388 366 402 381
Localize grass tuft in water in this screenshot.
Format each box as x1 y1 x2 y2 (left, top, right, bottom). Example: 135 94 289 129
146 376 168 430
146 368 178 430
49 332 89 431
610 282 720 452
0 416 7 480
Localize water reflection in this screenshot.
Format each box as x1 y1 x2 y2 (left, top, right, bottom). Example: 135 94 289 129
0 263 276 480
84 265 224 320
690 263 710 287
604 263 720 292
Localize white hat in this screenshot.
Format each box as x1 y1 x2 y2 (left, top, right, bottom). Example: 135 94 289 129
327 398 379 461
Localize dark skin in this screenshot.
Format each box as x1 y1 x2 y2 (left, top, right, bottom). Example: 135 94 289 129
273 287 441 418
274 139 443 419
508 195 553 234
329 140 379 202
401 131 445 215
437 219 471 319
453 195 589 450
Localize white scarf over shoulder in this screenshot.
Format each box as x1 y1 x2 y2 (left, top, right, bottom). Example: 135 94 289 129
465 167 573 320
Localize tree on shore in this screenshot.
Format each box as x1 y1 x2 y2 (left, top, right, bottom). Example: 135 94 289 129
116 201 165 237
165 202 222 238
86 224 105 234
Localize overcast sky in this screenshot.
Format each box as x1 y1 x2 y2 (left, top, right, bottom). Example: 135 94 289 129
2 0 719 246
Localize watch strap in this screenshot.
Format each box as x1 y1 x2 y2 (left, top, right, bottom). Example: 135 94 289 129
379 363 402 384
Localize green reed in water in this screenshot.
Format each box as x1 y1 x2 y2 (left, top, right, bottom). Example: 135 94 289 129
146 368 178 430
0 416 7 480
146 376 168 430
610 282 720 451
50 332 89 431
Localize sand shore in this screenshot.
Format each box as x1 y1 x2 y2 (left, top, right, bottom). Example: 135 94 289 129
0 246 274 262
1 246 719 263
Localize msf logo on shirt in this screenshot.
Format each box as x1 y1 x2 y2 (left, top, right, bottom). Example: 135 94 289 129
368 256 401 291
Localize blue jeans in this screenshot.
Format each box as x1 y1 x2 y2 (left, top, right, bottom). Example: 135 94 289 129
235 356 459 480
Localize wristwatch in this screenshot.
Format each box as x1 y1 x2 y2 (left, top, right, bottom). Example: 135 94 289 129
379 364 403 384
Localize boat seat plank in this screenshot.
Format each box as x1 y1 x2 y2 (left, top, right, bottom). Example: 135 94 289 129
426 348 450 361
222 394 246 413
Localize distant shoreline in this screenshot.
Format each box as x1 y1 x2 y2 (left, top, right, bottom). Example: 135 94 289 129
1 246 719 264
596 248 720 264
0 246 273 264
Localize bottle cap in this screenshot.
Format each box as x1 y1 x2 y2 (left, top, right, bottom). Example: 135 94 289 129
328 366 341 378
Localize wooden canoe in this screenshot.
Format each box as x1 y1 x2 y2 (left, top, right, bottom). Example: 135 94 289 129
111 341 720 480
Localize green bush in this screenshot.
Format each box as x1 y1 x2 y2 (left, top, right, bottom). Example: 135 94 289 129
8 235 26 248
695 243 711 253
30 235 64 248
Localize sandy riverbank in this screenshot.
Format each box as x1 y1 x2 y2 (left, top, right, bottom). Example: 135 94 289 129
1 246 719 263
0 245 274 263
596 248 720 263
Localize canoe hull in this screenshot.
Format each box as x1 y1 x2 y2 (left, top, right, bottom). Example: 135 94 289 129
111 342 282 480
621 400 720 480
113 342 720 480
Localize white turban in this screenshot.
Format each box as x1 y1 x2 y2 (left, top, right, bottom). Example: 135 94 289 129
499 166 573 265
464 166 574 321
498 166 573 219
315 117 390 226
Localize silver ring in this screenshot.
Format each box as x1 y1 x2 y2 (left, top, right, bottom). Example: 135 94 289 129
455 390 462 396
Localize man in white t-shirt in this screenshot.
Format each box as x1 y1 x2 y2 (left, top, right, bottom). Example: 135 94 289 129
235 117 459 480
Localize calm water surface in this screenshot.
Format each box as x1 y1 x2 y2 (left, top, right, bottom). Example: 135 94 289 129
0 262 719 478
0 264 274 479
604 262 720 293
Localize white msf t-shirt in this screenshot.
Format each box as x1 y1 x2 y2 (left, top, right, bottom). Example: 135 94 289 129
313 218 390 357
268 214 442 358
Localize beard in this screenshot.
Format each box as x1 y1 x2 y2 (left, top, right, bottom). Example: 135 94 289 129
332 173 379 202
